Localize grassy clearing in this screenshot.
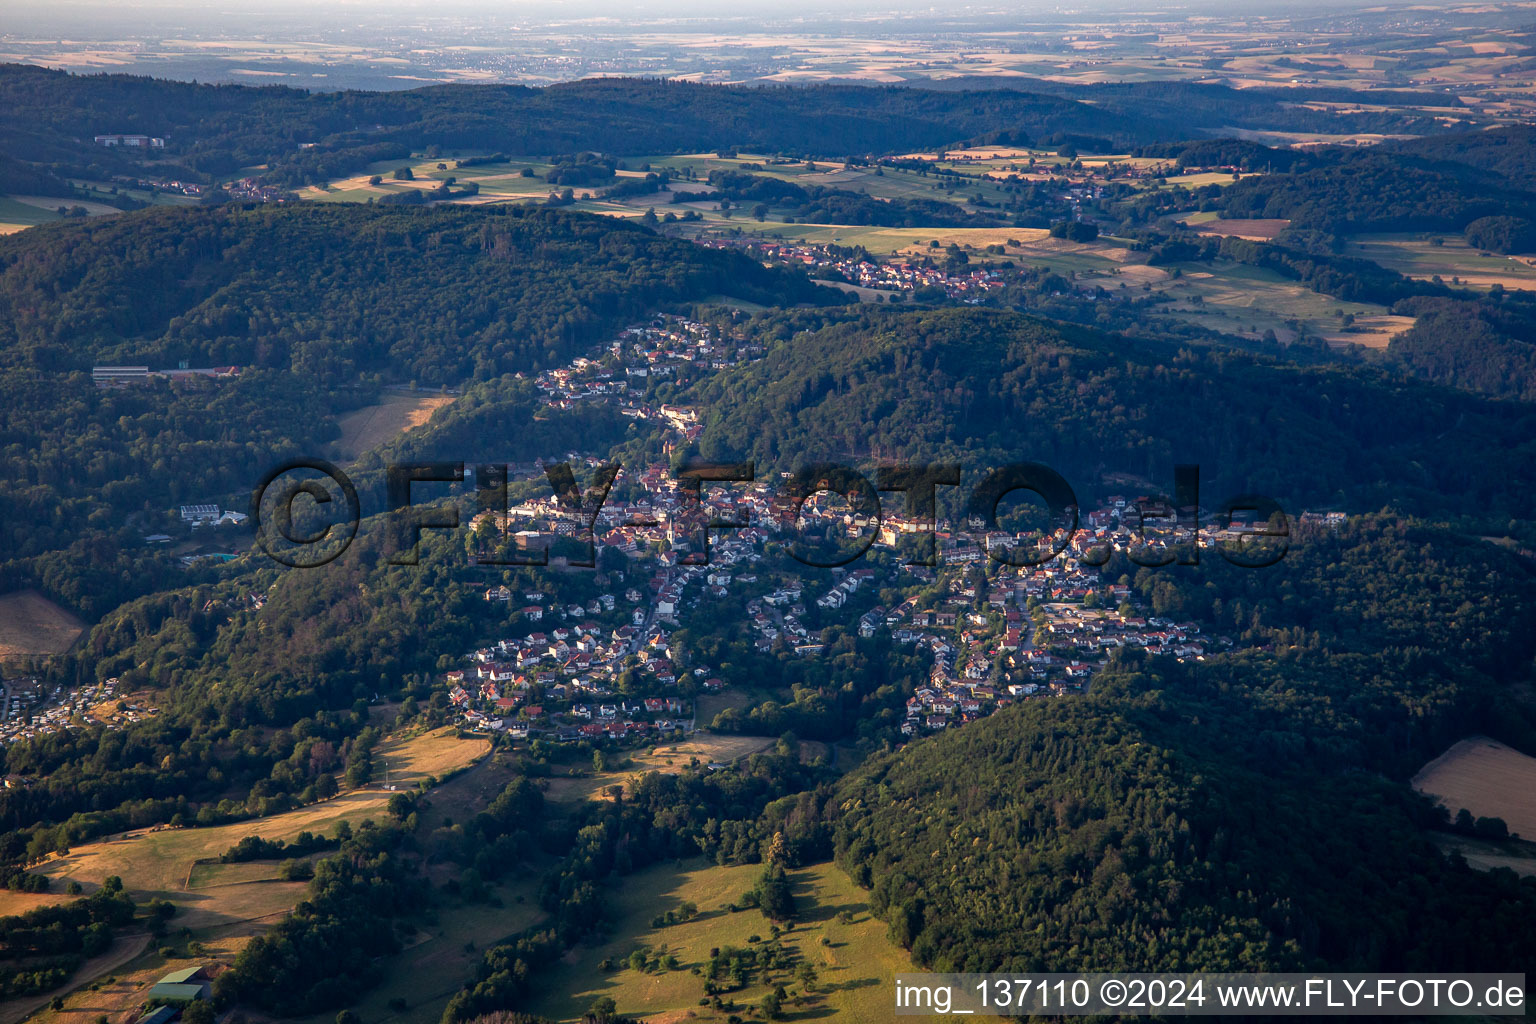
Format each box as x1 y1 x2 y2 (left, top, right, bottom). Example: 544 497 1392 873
0 589 85 662
522 859 940 1024
695 687 755 725
30 728 488 921
542 734 775 804
1181 217 1290 241
334 391 456 460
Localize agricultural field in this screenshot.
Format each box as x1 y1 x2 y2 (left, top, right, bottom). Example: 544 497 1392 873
333 390 456 460
1413 735 1536 840
0 589 86 661
300 155 558 206
1152 260 1407 347
520 858 960 1024
1348 233 1536 291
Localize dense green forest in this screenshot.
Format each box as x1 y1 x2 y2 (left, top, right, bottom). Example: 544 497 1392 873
687 306 1536 520
1387 295 1536 402
0 202 822 618
1218 150 1536 236
1389 125 1536 191
0 203 822 383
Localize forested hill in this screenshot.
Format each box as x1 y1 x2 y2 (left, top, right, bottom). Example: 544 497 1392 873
0 65 1135 183
1218 148 1536 236
0 202 824 384
1388 125 1536 192
688 307 1536 518
834 516 1536 974
0 63 1455 188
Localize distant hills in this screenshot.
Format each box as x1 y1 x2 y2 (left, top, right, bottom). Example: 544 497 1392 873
0 63 1464 190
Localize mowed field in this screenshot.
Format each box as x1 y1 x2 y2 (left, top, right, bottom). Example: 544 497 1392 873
521 858 959 1024
0 589 85 661
1156 261 1407 347
1413 736 1536 840
334 391 455 459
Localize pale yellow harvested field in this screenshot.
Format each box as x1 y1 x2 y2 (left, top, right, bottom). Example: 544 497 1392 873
1413 735 1536 839
0 589 85 661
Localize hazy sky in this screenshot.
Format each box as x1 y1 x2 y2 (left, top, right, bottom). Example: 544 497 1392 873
2 0 1337 37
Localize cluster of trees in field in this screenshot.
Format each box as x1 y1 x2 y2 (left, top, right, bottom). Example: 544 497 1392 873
0 876 137 997
442 750 825 1023
1139 231 1446 307
545 153 618 186
834 517 1536 974
219 829 338 863
216 820 425 1014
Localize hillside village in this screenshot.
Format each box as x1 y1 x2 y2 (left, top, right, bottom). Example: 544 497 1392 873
439 453 1299 749
5 314 1326 755
0 673 153 748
